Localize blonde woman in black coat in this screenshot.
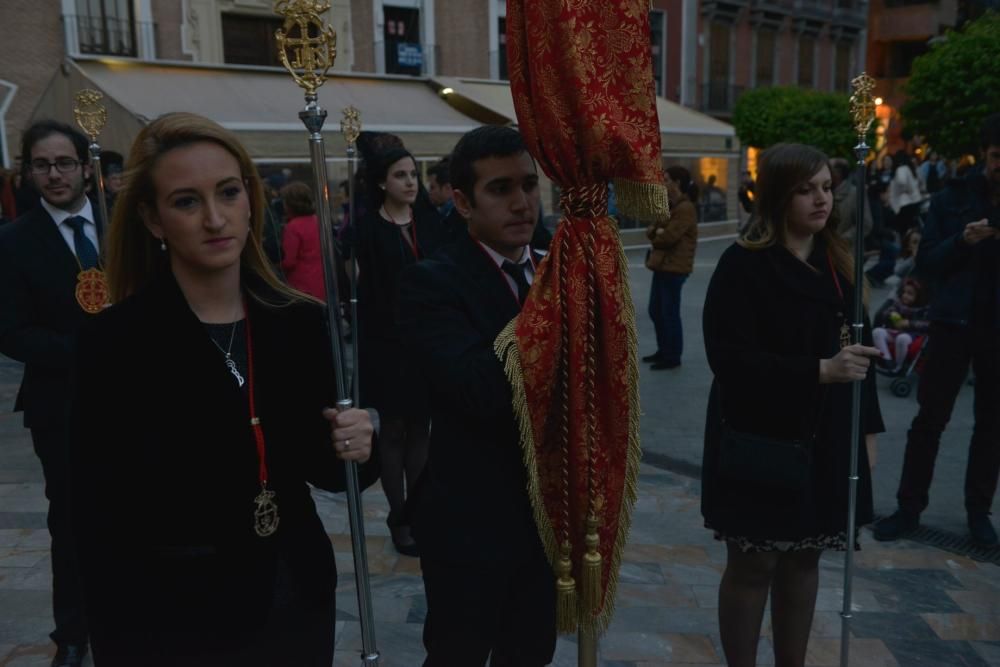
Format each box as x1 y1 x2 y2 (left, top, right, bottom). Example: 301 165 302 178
71 113 375 665
702 144 884 667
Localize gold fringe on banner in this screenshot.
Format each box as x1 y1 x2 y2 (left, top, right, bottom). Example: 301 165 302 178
612 176 670 224
591 238 643 636
494 316 560 561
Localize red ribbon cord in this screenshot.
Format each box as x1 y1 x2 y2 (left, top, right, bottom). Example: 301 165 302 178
243 309 268 486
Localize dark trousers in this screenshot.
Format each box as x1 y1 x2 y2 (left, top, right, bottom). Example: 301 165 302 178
647 271 687 364
420 540 557 667
30 424 88 646
897 323 1000 515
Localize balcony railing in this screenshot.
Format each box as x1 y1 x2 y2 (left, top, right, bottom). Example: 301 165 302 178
64 14 156 59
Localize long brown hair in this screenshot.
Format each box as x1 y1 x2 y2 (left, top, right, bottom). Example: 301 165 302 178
740 143 867 303
105 112 301 305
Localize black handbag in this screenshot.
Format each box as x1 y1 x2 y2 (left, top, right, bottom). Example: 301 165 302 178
717 386 827 490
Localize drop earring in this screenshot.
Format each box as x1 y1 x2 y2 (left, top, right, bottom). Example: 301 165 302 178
159 238 166 251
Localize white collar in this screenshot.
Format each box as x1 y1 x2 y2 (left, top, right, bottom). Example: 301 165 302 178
41 196 95 228
476 240 532 270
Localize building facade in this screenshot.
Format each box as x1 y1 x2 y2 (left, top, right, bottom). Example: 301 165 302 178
688 0 869 120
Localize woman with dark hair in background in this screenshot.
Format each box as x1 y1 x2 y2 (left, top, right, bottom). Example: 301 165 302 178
356 146 446 556
701 143 883 667
643 165 698 370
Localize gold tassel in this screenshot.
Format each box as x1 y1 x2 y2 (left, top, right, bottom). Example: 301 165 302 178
581 514 602 616
555 541 578 634
612 177 670 224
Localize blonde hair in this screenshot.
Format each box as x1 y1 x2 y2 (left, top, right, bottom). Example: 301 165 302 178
740 143 868 304
105 112 303 306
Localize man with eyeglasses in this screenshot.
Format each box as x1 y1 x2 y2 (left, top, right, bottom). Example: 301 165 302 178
0 120 101 667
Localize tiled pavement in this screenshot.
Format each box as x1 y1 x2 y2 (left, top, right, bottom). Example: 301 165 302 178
2 356 999 667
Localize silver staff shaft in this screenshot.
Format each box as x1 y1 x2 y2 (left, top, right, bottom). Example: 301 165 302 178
87 143 110 253
840 138 870 667
347 143 360 410
299 95 380 667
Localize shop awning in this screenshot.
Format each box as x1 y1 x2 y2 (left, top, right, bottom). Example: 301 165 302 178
430 76 739 156
32 58 478 161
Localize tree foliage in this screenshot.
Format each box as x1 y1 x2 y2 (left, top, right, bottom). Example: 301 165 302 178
902 12 1000 158
732 86 866 160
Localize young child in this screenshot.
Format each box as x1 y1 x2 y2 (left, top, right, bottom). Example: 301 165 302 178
872 278 930 373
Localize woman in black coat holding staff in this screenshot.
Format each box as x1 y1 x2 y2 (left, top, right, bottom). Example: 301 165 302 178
71 113 376 665
701 143 884 667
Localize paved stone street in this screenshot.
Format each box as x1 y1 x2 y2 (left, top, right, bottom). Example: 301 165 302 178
2 238 999 666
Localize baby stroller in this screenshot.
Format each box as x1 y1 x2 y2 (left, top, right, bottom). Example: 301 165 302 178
876 333 928 398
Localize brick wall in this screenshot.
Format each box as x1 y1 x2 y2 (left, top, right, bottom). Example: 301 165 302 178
351 0 375 72
152 0 192 61
0 0 65 165
436 0 489 78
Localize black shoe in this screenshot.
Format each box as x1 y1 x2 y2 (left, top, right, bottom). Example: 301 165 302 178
873 510 919 541
52 644 87 667
390 523 420 557
642 352 661 363
969 512 998 546
650 360 681 370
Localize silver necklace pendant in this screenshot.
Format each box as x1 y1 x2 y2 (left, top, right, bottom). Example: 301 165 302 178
224 355 245 387
253 485 279 537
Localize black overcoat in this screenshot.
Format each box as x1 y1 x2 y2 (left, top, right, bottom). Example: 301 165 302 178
71 272 377 661
701 241 884 541
355 206 446 417
0 203 104 426
396 232 544 565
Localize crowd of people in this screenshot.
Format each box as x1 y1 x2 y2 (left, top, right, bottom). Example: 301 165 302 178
0 107 997 667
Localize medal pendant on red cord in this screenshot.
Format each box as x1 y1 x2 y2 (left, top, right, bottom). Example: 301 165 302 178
253 483 280 537
245 315 279 538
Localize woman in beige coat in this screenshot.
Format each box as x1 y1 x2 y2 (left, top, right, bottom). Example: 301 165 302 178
644 166 699 369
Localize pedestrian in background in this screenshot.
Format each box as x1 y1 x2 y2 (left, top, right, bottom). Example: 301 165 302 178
71 113 375 665
279 181 325 300
701 143 883 667
875 113 1000 546
643 165 697 370
355 146 446 556
888 149 925 235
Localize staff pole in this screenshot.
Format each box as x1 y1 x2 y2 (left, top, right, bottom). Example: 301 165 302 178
72 89 111 251
840 72 877 667
340 106 362 411
274 2 379 664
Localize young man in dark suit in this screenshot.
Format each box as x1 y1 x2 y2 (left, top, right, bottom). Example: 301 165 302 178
398 126 557 666
0 120 101 667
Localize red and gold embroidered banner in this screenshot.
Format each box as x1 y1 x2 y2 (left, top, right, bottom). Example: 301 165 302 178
497 0 669 635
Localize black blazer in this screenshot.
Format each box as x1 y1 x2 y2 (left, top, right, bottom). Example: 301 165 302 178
0 203 103 426
397 232 544 565
71 273 377 661
701 241 884 541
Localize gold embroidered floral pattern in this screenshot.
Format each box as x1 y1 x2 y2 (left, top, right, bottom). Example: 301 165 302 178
498 0 669 635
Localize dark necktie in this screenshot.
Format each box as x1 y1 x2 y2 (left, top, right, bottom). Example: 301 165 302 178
64 216 99 271
501 259 531 306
